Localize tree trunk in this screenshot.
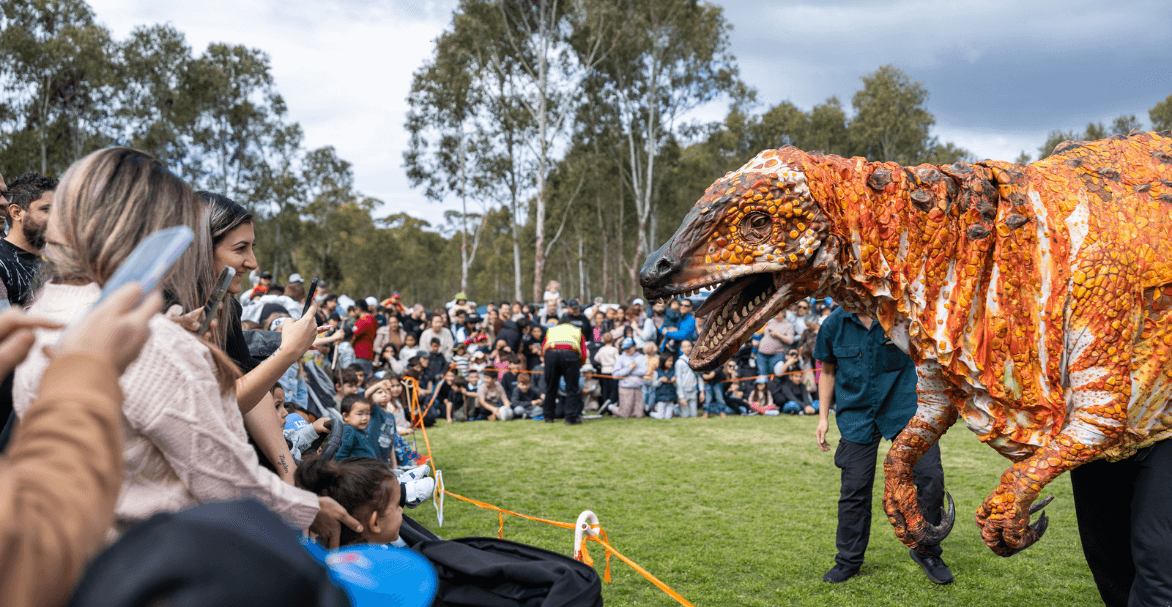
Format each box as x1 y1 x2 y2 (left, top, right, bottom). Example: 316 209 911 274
459 136 469 293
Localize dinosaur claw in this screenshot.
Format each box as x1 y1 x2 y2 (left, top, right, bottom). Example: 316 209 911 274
1029 494 1054 515
918 491 956 546
1030 510 1049 539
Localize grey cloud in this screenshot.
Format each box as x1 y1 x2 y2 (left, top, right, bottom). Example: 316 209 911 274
724 0 1172 135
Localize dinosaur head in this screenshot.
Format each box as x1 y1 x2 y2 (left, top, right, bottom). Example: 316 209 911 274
640 147 841 371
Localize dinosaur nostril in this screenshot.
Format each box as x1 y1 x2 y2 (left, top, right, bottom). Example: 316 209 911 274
658 257 681 277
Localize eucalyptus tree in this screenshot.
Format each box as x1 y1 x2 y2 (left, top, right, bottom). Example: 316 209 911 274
0 0 114 174
583 0 740 287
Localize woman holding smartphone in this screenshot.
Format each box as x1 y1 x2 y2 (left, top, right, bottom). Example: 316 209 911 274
13 148 359 547
196 192 326 481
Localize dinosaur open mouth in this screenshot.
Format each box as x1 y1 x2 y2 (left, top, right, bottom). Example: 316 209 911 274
684 271 794 371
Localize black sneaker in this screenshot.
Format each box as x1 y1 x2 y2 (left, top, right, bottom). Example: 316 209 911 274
822 564 859 583
564 418 582 425
909 549 954 585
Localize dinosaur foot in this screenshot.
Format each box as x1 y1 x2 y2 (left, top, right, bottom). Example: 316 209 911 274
884 489 956 549
976 492 1054 557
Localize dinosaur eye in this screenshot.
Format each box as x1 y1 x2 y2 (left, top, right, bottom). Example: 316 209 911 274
740 212 772 244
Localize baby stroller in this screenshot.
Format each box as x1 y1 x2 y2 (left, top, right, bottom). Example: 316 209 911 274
401 514 602 607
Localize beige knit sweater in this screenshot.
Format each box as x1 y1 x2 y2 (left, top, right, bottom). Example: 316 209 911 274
14 283 319 536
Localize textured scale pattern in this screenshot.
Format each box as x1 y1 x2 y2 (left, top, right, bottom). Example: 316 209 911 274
641 130 1172 557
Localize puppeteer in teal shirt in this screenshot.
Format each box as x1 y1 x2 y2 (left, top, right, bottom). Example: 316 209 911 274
813 307 918 444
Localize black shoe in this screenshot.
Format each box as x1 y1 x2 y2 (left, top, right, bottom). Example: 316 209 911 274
564 418 582 425
909 549 953 585
822 564 859 583
544 418 555 423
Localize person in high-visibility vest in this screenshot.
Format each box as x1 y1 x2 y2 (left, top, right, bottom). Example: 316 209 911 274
541 322 587 425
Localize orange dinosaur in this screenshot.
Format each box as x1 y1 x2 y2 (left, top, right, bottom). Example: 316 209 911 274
639 130 1172 556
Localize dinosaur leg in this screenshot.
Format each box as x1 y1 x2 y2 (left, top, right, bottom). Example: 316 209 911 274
976 251 1137 556
883 360 960 550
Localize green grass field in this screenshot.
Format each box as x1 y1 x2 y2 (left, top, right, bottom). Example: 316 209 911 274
405 414 1103 606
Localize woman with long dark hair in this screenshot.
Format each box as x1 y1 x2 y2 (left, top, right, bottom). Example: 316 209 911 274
197 191 324 481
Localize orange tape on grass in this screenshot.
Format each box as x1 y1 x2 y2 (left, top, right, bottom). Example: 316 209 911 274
406 378 696 607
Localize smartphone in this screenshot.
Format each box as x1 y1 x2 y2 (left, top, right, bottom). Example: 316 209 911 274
302 278 319 316
60 225 194 341
96 226 195 307
197 266 236 336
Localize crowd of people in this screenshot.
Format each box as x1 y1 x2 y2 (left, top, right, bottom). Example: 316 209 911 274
265 276 837 428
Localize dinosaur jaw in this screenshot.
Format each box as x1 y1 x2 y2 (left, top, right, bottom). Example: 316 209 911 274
688 271 797 371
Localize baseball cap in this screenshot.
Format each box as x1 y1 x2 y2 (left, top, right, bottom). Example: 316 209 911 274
365 296 378 307
567 298 580 308
288 273 303 284
593 296 603 304
454 292 467 301
632 298 645 306
621 337 635 349
258 271 273 280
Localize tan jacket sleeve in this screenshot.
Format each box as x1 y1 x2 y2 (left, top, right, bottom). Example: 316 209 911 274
0 353 125 607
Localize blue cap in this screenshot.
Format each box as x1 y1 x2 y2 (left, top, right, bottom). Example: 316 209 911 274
302 541 437 607
621 337 636 350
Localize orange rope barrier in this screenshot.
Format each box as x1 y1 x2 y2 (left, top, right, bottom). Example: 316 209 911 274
403 376 698 607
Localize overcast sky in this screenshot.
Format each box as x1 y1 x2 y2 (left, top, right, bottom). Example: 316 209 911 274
88 0 1172 226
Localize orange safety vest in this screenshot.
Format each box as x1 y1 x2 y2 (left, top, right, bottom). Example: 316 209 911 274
543 323 584 355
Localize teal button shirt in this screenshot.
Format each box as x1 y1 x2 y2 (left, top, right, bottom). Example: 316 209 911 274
813 307 918 444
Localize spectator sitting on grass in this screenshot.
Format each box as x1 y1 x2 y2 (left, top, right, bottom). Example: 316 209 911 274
722 360 751 415
475 369 511 420
334 368 361 408
774 361 816 415
469 350 489 374
425 338 447 383
747 382 776 415
448 374 471 422
451 342 469 375
398 333 420 364
510 372 544 419
336 394 378 460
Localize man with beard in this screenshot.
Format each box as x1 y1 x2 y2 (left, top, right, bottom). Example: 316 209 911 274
1 173 55 308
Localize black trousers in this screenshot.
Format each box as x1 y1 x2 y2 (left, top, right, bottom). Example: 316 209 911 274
543 349 582 421
1071 438 1172 607
833 435 944 569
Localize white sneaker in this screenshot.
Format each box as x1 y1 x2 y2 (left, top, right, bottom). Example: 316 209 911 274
395 464 431 482
401 477 436 509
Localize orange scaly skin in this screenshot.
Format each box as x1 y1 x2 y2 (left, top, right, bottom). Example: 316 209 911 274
639 130 1172 556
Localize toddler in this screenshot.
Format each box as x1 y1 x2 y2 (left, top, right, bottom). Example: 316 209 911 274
337 394 379 459
651 351 677 420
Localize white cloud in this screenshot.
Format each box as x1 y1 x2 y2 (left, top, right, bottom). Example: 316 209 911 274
88 0 462 226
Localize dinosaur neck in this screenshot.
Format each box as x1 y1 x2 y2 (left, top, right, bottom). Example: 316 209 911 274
805 153 998 356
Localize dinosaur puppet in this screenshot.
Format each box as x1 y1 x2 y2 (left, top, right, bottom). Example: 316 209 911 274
638 130 1172 557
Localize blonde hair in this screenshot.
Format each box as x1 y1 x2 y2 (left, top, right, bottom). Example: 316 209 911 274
46 147 239 392
46 148 213 312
